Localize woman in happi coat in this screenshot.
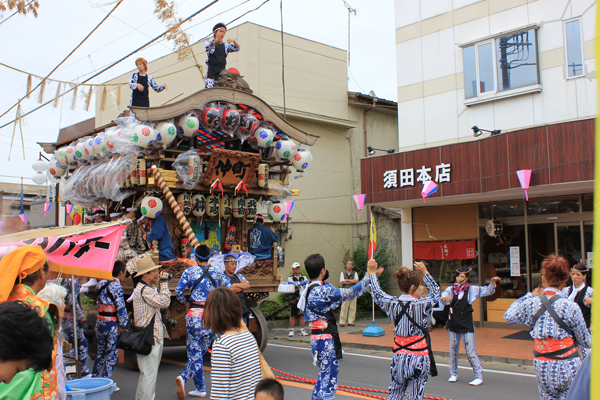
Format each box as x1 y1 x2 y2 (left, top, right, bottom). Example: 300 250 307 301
561 262 593 359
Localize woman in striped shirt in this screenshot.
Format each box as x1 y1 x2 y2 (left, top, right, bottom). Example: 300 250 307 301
368 261 441 400
203 287 262 399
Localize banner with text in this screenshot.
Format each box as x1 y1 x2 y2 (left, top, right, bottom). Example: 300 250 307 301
414 240 477 260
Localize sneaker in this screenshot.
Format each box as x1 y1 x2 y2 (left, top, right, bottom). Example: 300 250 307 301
189 389 207 397
114 387 120 392
288 329 294 337
348 323 355 326
448 375 457 383
176 376 185 399
340 324 345 327
469 378 483 386
300 329 308 336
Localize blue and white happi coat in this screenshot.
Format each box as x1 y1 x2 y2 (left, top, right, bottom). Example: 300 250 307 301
369 273 440 400
175 264 230 391
504 288 592 400
62 278 90 376
300 276 369 400
92 278 128 378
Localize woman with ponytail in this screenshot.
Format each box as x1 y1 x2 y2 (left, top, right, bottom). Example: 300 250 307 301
504 255 591 400
367 261 440 400
441 266 500 386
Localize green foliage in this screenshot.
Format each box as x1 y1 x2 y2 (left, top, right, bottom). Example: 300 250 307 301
343 239 393 311
80 294 94 306
258 294 291 319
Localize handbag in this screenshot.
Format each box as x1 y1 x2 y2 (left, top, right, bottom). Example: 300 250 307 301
118 286 156 355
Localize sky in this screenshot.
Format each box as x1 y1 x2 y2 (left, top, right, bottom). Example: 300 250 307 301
0 0 397 185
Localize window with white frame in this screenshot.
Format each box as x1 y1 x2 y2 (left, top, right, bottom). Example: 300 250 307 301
463 28 539 99
565 19 584 78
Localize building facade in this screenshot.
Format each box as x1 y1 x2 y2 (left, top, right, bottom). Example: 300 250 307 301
361 0 596 326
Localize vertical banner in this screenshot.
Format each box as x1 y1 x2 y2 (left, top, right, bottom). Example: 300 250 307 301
368 212 377 260
510 247 520 277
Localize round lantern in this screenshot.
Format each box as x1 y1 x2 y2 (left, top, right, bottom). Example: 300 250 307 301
32 160 48 173
239 111 259 135
48 156 67 178
292 148 313 172
141 196 163 219
32 172 47 185
93 133 108 158
178 114 199 137
156 122 178 146
84 138 97 160
268 202 286 222
205 195 219 217
233 197 246 218
131 124 158 148
64 145 78 164
75 141 89 163
245 198 258 220
220 195 232 218
177 193 192 215
275 139 297 161
191 194 206 217
255 126 274 148
200 103 221 131
55 148 69 168
104 128 121 151
220 107 240 135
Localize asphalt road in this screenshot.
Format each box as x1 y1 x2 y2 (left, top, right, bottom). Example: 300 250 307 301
105 340 539 399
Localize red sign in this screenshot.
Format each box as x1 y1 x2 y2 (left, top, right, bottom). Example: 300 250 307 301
414 240 477 260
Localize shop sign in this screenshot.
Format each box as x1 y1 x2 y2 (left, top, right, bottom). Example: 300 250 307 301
383 163 451 189
203 148 260 188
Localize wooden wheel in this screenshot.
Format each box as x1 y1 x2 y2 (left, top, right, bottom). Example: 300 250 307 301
124 350 139 371
249 307 268 352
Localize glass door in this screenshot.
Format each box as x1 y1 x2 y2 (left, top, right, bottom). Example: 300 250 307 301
556 223 583 266
528 223 555 289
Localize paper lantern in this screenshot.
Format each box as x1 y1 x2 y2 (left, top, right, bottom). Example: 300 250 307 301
84 138 97 159
275 139 296 161
205 195 219 217
245 198 258 220
55 148 69 168
221 108 240 135
255 127 274 148
191 194 206 217
32 160 48 173
32 172 47 185
233 197 246 218
220 195 232 217
137 159 147 185
200 103 221 131
239 111 259 135
268 202 286 222
75 141 89 162
177 193 192 215
141 196 163 219
292 149 313 172
104 128 121 151
64 145 78 164
156 122 178 146
93 133 109 157
48 156 67 178
188 154 201 182
178 114 199 137
131 124 158 148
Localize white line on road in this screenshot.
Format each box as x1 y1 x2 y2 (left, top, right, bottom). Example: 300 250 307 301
268 343 537 378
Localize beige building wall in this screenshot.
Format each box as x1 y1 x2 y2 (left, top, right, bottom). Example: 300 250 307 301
94 22 399 284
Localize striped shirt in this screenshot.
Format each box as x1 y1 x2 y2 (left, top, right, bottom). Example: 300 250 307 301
210 330 262 400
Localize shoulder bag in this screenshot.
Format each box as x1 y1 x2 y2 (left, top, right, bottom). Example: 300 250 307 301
118 286 156 355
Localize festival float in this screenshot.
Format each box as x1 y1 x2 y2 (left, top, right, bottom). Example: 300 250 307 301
46 84 319 368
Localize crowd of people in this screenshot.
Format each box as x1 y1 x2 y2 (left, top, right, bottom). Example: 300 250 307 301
0 235 593 400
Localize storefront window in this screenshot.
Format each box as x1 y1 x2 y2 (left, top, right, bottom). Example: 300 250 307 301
481 225 528 297
416 259 478 286
583 194 593 212
527 196 579 215
479 201 525 219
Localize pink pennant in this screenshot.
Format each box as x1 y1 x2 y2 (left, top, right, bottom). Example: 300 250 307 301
516 170 532 201
43 203 52 216
421 180 438 203
353 194 366 218
0 221 4 230
19 213 27 223
66 204 74 214
282 201 295 223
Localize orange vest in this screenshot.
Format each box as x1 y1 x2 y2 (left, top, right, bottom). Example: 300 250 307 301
8 284 60 400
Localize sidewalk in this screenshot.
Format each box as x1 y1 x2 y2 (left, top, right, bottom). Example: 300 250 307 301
271 317 535 366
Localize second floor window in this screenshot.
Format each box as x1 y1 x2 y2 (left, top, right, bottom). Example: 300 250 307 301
463 28 539 99
565 19 584 78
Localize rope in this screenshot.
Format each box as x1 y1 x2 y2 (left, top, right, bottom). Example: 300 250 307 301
271 367 456 400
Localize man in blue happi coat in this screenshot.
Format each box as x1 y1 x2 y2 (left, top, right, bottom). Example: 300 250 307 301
247 215 279 260
143 214 175 262
174 245 230 399
92 260 128 380
299 254 378 400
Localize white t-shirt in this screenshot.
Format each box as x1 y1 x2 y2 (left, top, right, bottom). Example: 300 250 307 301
340 271 359 283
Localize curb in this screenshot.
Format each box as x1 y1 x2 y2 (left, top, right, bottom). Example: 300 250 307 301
269 337 534 367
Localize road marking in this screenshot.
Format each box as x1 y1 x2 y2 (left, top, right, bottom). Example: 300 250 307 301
267 343 537 378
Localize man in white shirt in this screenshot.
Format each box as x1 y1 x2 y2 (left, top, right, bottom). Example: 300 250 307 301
339 260 359 326
288 262 308 337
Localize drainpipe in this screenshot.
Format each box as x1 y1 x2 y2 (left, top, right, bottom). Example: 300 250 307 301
363 97 378 157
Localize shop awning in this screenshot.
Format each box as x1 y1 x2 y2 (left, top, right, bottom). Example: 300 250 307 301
414 240 477 260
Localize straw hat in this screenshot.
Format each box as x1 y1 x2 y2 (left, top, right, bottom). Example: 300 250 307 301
134 256 161 276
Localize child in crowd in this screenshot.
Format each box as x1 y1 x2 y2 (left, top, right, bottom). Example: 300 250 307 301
254 378 284 400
